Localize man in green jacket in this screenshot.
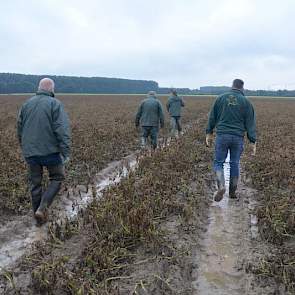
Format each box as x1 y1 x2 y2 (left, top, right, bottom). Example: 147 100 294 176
135 91 164 149
206 79 256 202
17 78 71 224
166 89 185 137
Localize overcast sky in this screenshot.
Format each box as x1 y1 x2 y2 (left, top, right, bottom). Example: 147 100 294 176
1 0 295 89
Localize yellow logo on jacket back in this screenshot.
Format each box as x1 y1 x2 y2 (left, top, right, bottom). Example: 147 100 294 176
227 95 238 106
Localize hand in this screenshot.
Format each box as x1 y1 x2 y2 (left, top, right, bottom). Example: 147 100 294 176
250 142 256 156
206 134 214 147
62 156 70 164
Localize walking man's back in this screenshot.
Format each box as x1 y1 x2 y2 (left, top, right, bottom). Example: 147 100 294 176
17 78 71 225
135 91 164 149
166 89 185 137
206 79 256 201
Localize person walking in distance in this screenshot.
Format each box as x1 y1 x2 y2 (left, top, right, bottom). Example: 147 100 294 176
206 79 256 201
17 78 71 225
166 89 185 138
135 91 165 150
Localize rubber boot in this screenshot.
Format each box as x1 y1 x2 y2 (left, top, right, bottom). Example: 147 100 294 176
35 180 62 224
31 186 42 213
140 137 147 149
214 170 226 202
229 176 239 199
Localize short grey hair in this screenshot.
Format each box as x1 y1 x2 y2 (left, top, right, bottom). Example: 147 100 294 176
148 91 156 96
38 78 55 92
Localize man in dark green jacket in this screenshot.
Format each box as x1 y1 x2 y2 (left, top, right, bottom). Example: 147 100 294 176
206 79 256 201
17 78 71 224
135 91 164 149
166 89 185 137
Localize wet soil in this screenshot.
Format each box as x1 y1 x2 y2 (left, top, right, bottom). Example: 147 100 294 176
0 153 138 272
0 143 282 294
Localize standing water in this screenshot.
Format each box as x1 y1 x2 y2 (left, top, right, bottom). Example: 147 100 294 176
193 152 251 294
0 154 138 271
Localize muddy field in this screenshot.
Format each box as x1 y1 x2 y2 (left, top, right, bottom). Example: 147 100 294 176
0 94 294 294
0 94 211 218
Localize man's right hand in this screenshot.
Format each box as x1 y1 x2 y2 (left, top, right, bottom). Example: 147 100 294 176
206 134 214 147
62 156 70 164
250 142 256 156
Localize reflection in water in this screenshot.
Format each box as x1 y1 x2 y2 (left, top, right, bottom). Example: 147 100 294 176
194 152 247 295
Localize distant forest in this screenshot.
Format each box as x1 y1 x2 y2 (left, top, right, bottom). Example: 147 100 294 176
1 73 295 96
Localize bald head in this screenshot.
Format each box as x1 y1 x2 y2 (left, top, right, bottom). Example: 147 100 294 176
38 78 55 93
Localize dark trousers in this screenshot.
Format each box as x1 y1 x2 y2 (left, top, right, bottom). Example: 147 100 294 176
26 154 65 212
141 126 159 149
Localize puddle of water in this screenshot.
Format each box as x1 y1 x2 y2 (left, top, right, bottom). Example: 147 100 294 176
0 123 195 272
0 127 189 272
194 152 247 294
0 154 138 272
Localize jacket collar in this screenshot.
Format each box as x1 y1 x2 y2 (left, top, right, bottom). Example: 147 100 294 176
231 88 244 95
36 90 55 97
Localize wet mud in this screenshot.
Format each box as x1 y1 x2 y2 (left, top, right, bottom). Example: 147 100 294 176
0 154 138 272
192 153 263 294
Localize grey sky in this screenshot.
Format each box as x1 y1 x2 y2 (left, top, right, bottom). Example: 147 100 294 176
1 0 295 89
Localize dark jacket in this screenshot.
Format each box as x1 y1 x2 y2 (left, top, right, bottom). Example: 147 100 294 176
135 95 165 127
166 95 185 117
17 91 71 158
206 89 256 143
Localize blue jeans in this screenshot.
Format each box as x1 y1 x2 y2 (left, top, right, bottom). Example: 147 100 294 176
214 134 244 178
141 126 159 149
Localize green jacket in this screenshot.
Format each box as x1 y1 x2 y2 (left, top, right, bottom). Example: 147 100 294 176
17 91 71 158
135 95 165 127
166 95 184 117
206 89 256 143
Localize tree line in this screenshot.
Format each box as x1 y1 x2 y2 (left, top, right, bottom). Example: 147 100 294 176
1 73 295 96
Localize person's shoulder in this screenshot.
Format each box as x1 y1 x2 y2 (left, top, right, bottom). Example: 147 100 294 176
22 94 38 108
216 92 229 101
243 96 254 106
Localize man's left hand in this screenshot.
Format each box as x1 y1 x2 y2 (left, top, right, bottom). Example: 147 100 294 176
62 156 70 164
250 142 256 156
206 134 214 147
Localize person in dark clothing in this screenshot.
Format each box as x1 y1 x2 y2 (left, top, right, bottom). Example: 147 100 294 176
206 79 256 202
17 78 71 224
135 91 165 149
166 89 185 137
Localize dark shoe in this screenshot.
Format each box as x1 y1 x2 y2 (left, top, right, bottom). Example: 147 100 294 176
214 187 226 202
34 209 48 225
229 177 239 199
229 191 238 199
214 170 225 202
38 180 62 210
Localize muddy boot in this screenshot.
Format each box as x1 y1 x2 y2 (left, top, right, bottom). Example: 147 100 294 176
229 177 239 199
34 209 48 226
214 170 226 202
31 187 42 213
35 180 62 225
140 137 147 149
